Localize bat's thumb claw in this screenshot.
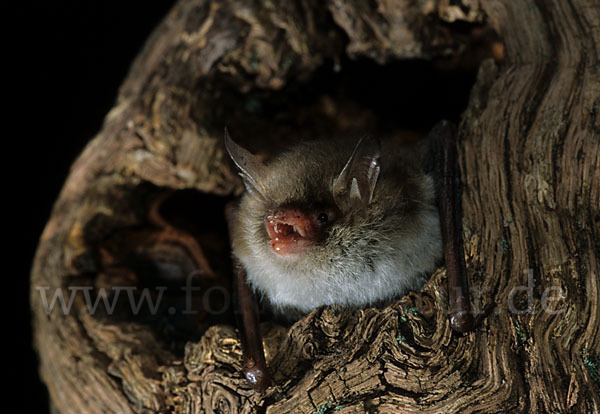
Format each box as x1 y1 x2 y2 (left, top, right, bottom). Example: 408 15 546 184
244 359 271 392
449 311 475 334
450 301 497 334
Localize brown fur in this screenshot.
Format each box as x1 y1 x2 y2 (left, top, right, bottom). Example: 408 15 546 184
229 137 442 319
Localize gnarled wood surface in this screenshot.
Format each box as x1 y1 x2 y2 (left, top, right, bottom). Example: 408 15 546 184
31 0 599 412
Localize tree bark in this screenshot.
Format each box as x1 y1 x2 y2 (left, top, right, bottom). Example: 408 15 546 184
31 0 599 413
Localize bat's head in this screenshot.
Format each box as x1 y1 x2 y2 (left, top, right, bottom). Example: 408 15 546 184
225 129 382 256
225 129 441 313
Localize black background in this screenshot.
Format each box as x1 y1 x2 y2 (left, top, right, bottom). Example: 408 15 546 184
15 2 176 412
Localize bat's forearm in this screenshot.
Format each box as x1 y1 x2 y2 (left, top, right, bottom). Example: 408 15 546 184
225 203 270 392
434 121 495 333
232 257 270 391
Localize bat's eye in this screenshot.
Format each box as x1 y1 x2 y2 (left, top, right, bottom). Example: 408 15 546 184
312 207 337 227
317 213 329 224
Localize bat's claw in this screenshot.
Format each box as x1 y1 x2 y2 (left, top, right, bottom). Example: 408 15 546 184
474 301 496 326
450 301 496 334
244 358 271 392
449 311 475 334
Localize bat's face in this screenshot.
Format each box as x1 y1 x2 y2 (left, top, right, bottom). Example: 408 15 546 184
226 131 442 317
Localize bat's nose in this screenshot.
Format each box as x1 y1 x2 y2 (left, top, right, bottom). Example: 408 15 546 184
266 207 304 222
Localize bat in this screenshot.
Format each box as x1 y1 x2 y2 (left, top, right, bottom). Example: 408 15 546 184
224 122 494 391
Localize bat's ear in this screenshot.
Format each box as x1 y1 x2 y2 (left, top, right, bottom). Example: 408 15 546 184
332 136 381 212
224 128 269 200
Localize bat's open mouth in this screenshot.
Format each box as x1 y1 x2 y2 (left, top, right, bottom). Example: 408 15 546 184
265 209 312 255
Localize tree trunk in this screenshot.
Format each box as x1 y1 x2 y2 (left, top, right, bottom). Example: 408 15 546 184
31 0 599 413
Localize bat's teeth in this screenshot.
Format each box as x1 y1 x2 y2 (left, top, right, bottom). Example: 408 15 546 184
294 225 305 237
